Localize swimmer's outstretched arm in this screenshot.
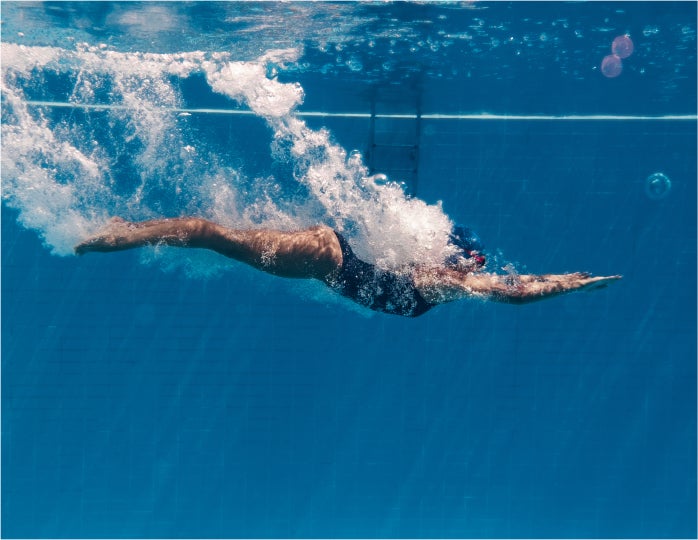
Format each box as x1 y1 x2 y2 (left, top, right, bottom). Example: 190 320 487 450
413 268 621 305
75 217 343 280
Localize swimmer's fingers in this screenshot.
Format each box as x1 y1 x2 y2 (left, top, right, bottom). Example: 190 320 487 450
523 272 621 292
575 274 622 291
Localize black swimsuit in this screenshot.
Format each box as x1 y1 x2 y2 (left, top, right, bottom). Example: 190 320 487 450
327 232 434 318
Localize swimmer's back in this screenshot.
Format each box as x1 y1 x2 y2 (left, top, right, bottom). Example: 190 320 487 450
326 232 434 317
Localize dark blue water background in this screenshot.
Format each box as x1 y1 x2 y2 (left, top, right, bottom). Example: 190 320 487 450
2 2 696 538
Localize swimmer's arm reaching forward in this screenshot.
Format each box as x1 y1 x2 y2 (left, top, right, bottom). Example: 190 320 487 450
413 268 621 305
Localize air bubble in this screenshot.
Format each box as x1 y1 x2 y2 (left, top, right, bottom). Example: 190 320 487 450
601 54 622 78
611 35 634 59
369 173 388 185
644 172 671 200
265 63 279 79
600 35 633 78
347 149 363 166
346 55 363 72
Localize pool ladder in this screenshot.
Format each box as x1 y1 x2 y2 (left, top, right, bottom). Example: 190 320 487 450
366 88 422 196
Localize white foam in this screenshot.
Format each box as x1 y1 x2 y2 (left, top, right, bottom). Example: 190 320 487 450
203 58 304 119
1 71 106 254
2 42 458 272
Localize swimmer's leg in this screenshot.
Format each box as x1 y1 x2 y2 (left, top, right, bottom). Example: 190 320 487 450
75 218 343 279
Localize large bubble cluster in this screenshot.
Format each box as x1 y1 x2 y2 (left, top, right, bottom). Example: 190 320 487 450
1 43 458 271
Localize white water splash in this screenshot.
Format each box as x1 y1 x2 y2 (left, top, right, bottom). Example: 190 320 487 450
1 43 459 271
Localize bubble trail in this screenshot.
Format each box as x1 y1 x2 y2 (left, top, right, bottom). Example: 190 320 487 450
1 43 459 272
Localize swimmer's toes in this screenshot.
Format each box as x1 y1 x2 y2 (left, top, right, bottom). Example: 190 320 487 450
74 236 106 255
74 217 134 254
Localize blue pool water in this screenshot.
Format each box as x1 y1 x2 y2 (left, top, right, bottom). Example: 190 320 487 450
2 2 696 538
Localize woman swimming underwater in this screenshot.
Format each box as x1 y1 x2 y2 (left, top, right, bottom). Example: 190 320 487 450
75 217 620 317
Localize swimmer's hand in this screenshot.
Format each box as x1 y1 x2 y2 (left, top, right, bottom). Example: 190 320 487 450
413 269 621 305
492 272 622 304
572 273 623 291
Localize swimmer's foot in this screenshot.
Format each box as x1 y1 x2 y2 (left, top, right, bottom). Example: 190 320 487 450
74 217 136 255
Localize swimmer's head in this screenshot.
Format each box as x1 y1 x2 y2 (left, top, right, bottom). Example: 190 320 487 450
446 224 486 270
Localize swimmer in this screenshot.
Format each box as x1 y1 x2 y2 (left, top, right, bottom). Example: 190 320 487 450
75 217 621 317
